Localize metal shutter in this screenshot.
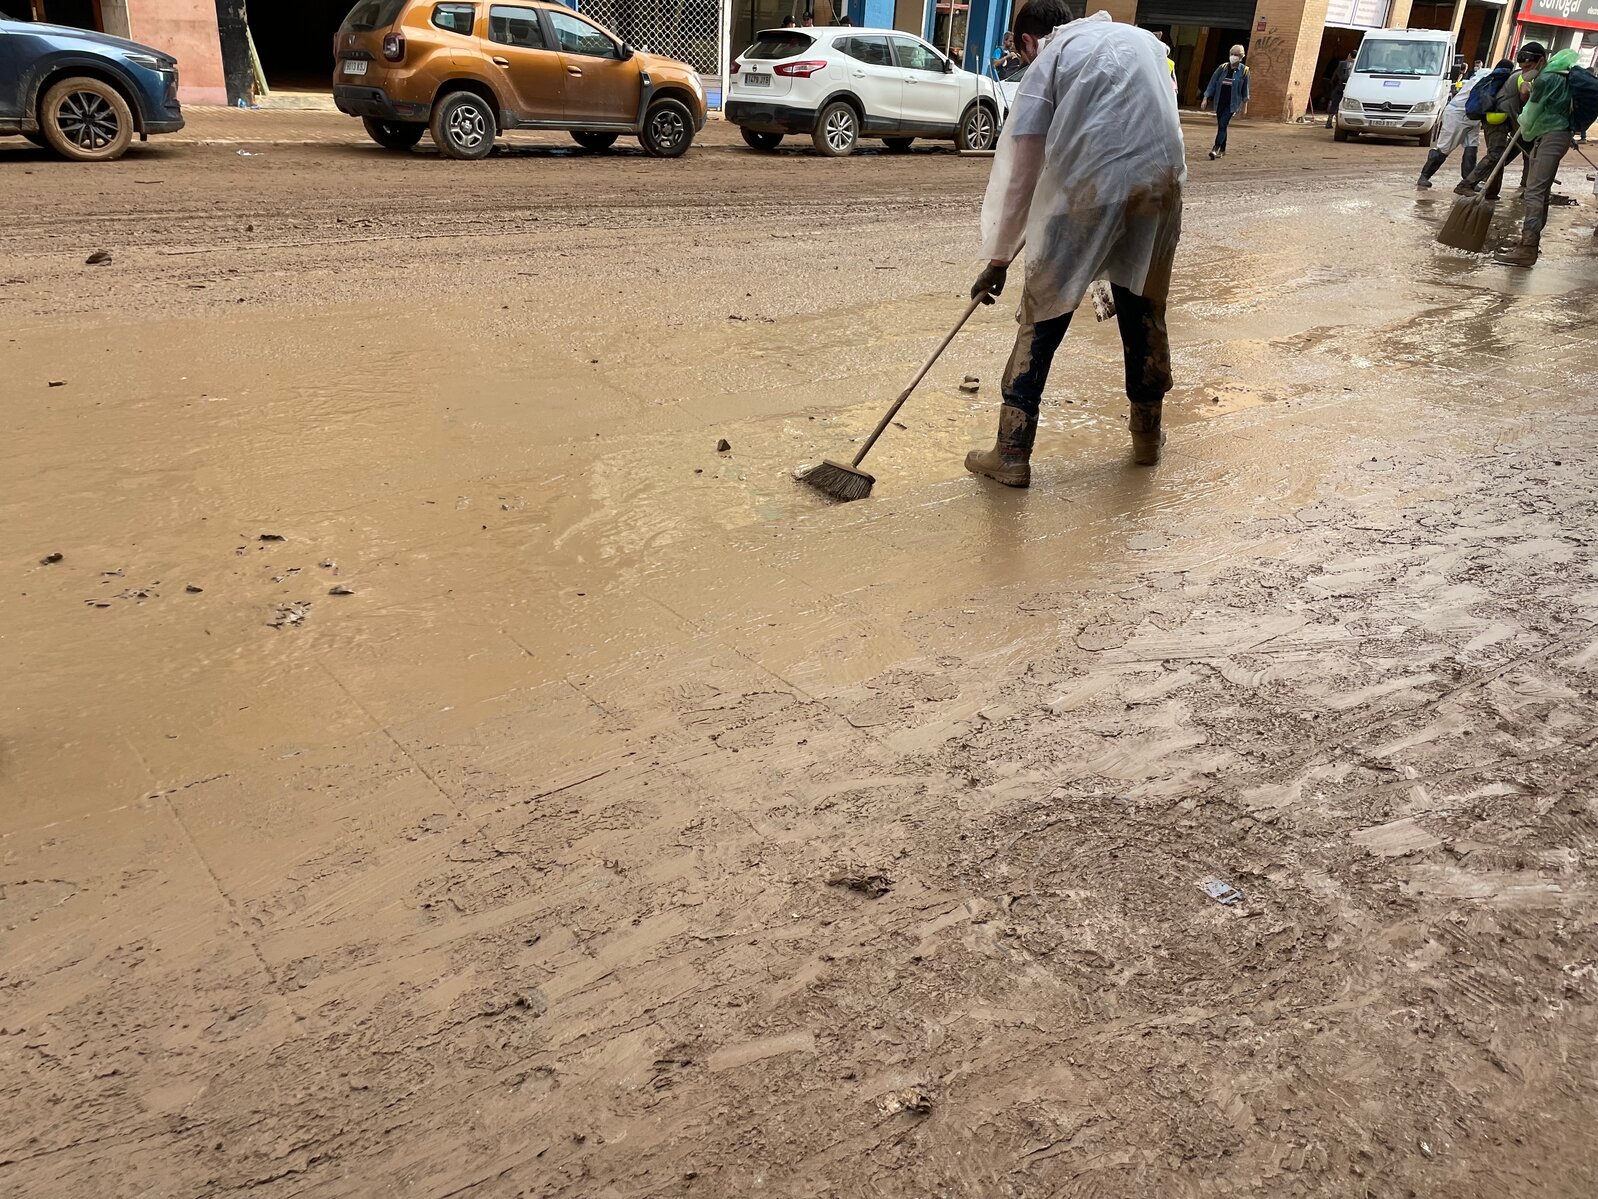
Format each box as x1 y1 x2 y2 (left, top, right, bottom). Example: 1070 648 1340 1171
1135 0 1259 29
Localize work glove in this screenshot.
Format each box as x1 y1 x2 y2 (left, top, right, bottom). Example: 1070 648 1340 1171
971 262 1008 305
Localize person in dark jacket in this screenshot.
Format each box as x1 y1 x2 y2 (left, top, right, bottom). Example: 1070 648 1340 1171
1325 51 1354 129
1456 44 1546 200
1201 46 1249 159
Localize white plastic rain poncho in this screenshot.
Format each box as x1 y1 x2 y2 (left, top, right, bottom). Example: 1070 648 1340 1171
1435 68 1487 153
979 13 1186 325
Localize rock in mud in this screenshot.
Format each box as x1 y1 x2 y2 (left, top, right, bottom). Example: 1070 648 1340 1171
716 439 731 453
47 380 64 388
827 871 893 899
959 380 980 394
258 533 286 542
39 552 63 565
270 601 310 629
185 584 203 593
85 250 112 265
878 1085 935 1116
328 584 355 596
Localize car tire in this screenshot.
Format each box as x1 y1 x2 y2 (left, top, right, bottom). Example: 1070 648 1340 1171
39 77 133 162
363 118 426 151
640 98 694 158
812 100 858 157
957 102 996 152
430 90 495 160
1333 126 1351 143
882 136 913 152
741 128 783 151
572 130 620 151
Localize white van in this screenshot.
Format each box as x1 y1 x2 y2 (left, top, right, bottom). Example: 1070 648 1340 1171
1334 28 1456 146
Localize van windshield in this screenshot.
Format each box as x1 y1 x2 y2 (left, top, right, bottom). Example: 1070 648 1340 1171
1355 39 1448 77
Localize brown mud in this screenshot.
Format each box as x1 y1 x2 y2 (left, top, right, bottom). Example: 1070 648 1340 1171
3 118 1598 1196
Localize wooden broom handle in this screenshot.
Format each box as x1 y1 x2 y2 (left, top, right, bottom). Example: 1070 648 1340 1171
851 295 986 468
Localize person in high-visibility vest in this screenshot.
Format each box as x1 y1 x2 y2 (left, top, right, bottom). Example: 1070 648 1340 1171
1456 43 1546 201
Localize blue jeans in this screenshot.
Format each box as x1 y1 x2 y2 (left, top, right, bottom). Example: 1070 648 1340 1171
1000 285 1172 433
1213 106 1233 152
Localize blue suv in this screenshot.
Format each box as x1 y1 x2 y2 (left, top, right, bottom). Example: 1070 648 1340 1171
0 11 183 161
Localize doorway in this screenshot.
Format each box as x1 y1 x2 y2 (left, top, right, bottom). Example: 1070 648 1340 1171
246 0 351 93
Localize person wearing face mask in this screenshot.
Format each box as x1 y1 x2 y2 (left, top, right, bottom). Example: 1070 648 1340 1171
966 0 1185 484
1495 46 1584 266
1201 46 1249 160
1456 43 1546 200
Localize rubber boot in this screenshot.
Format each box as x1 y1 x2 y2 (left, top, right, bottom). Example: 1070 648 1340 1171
1460 145 1478 180
1417 149 1445 188
1494 229 1540 267
1129 402 1166 466
964 404 1035 487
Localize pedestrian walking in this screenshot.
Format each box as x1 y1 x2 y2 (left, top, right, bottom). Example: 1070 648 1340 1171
1457 45 1545 201
1495 48 1588 266
1417 65 1486 187
966 0 1184 485
1201 46 1249 159
1325 51 1354 128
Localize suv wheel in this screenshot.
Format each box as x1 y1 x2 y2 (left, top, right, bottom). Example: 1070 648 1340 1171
640 98 694 158
363 118 426 151
957 102 996 152
40 77 133 162
431 91 495 160
812 100 858 157
741 128 783 151
572 131 620 151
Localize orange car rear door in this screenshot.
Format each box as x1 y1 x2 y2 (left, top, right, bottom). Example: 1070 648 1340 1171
483 3 564 123
545 8 639 125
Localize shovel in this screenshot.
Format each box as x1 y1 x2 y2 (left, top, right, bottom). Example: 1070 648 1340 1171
1437 140 1518 252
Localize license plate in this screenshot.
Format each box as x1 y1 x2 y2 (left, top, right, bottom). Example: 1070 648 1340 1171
1371 118 1400 126
344 59 368 76
743 73 770 87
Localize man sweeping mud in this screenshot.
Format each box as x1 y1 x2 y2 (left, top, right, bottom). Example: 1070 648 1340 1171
965 1 1185 487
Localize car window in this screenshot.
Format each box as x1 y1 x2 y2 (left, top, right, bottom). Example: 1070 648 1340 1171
488 5 544 48
835 35 892 68
432 3 474 34
891 37 945 74
743 32 816 60
548 10 619 59
341 0 408 32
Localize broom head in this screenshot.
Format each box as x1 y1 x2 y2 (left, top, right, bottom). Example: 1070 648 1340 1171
1436 191 1495 252
799 459 875 502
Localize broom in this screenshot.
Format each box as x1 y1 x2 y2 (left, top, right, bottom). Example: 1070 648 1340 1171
1437 138 1518 252
798 293 986 502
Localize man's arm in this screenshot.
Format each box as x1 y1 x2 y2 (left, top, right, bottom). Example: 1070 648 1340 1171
976 133 1045 286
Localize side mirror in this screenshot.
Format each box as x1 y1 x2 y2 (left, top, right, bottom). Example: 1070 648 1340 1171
620 42 634 60
943 57 955 73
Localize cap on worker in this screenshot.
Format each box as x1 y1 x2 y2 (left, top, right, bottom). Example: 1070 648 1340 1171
1517 42 1546 62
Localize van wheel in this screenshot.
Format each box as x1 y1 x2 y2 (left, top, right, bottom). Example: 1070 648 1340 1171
957 103 996 152
741 128 783 150
572 131 619 151
40 77 133 162
431 91 495 160
883 137 913 152
812 100 858 156
363 118 426 150
640 98 694 158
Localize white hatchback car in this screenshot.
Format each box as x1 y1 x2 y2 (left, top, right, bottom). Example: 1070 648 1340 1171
726 26 1002 156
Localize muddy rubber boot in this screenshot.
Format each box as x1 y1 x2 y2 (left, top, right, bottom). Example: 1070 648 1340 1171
1493 230 1540 267
1129 402 1166 466
964 404 1035 488
1460 145 1478 179
1417 149 1445 188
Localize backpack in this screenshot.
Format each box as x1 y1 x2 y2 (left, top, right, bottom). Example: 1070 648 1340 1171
1569 66 1598 134
1465 66 1509 121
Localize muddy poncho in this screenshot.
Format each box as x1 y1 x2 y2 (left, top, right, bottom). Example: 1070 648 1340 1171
979 12 1186 324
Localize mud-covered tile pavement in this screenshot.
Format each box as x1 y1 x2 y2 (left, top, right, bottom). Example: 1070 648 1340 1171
3 116 1598 1197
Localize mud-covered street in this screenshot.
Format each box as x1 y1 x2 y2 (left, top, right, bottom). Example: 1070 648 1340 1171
4 113 1598 1197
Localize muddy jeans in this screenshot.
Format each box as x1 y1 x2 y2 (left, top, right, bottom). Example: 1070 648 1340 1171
1000 286 1172 423
1521 129 1574 236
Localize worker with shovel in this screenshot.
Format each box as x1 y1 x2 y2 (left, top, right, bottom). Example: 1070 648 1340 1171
1495 48 1588 267
965 0 1185 487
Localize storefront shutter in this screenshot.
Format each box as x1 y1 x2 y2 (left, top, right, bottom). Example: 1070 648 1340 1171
1135 0 1259 28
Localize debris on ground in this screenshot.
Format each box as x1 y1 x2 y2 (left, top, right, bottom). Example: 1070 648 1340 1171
47 380 64 388
185 584 203 593
269 601 310 628
878 1085 935 1116
959 380 980 394
258 533 285 542
826 870 893 898
716 439 731 452
1200 877 1244 906
328 584 355 596
85 250 112 265
39 552 63 565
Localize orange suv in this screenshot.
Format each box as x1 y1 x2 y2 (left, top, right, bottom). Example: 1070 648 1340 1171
332 0 706 158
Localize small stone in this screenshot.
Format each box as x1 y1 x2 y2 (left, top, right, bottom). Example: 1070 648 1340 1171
963 374 979 384
47 380 65 388
328 584 354 596
959 381 980 394
185 583 203 593
39 552 63 565
694 468 703 474
715 438 731 452
85 249 112 265
258 533 285 542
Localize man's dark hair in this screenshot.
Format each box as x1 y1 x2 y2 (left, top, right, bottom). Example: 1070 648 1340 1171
1013 0 1075 41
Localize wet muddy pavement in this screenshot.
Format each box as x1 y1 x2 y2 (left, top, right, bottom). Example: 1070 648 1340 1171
3 119 1598 1197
